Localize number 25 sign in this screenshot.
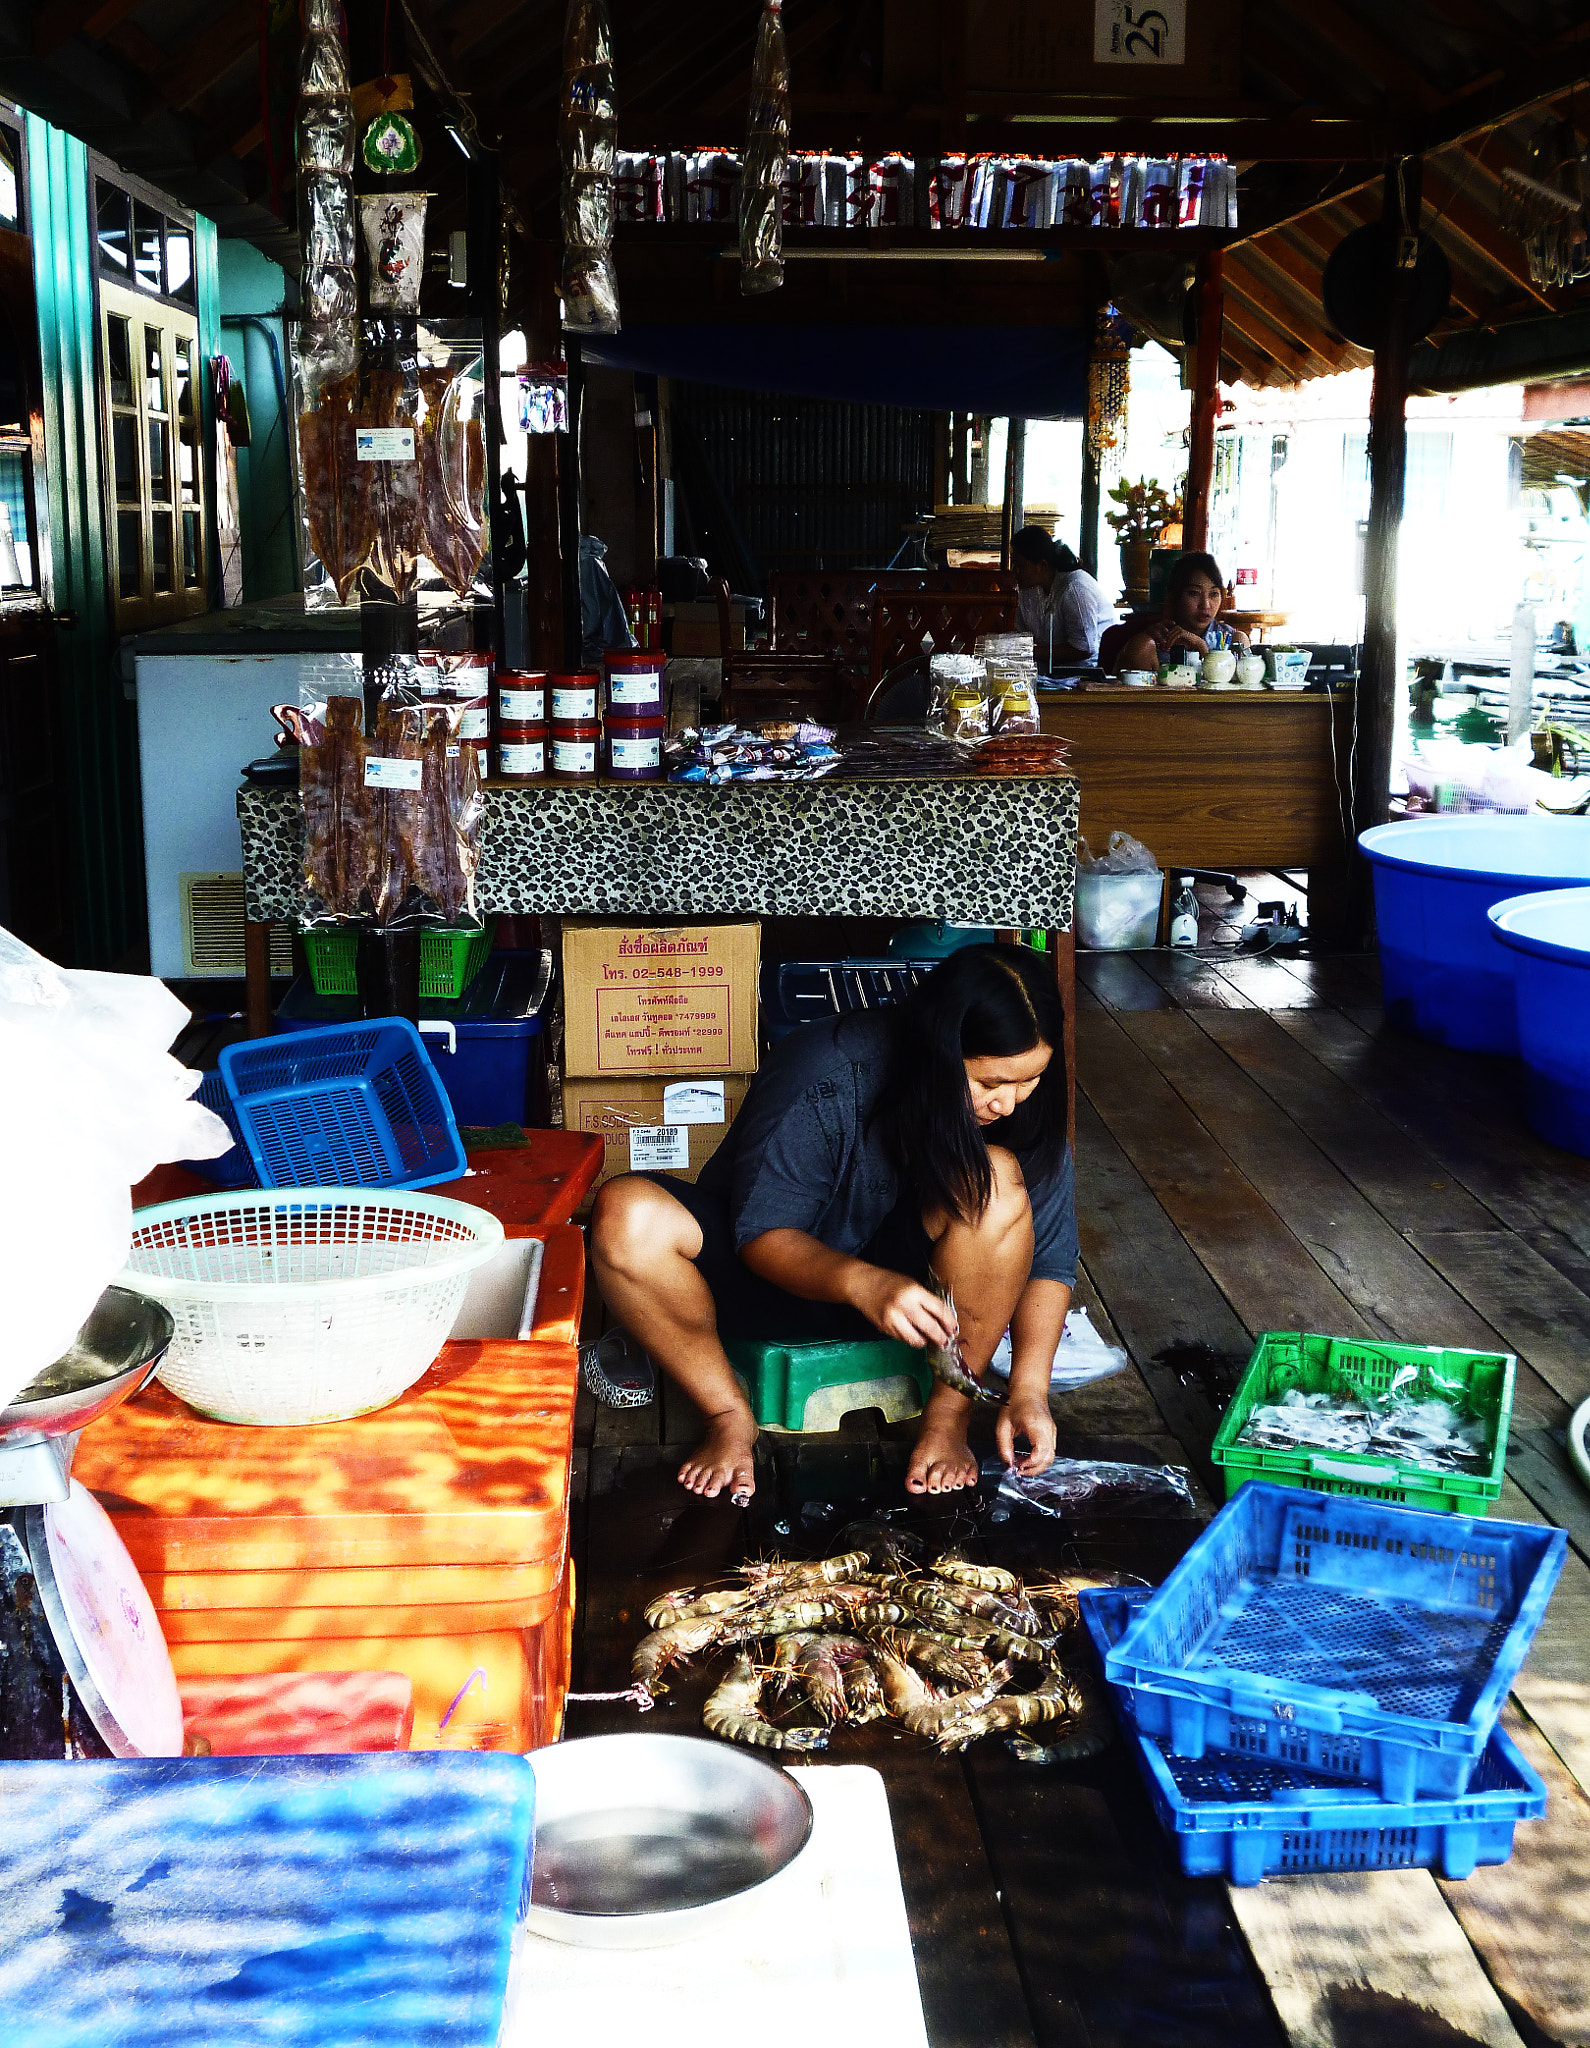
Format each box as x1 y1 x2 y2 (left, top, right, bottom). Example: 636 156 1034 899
1095 0 1187 65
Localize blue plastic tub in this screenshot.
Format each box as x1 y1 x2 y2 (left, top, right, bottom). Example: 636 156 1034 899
1080 1587 1546 1886
276 954 548 1129
219 1020 466 1191
1358 817 1590 1052
1489 885 1590 1158
0 1751 535 2048
1102 1481 1566 1802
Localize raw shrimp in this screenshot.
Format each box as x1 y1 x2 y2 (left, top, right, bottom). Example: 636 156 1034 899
874 1627 991 1693
934 1656 1083 1752
932 1559 1019 1594
725 1595 863 1641
834 1641 887 1725
895 1577 1043 1639
703 1655 829 1752
873 1647 1016 1741
925 1282 1005 1408
630 1615 728 1695
740 1550 871 1591
642 1584 759 1630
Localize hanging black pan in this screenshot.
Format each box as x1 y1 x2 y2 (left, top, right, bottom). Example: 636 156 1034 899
1322 224 1452 349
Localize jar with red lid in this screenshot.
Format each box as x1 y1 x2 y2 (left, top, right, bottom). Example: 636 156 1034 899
497 669 547 725
603 649 665 720
549 720 600 781
497 721 547 781
604 714 665 782
548 673 600 724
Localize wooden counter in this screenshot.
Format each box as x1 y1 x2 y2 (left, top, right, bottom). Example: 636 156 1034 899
1039 685 1354 934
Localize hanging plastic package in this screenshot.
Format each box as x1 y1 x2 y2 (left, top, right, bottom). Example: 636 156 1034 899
361 191 428 313
294 0 358 394
559 0 620 333
739 0 789 296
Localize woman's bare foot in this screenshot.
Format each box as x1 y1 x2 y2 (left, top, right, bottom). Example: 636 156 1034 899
906 1412 981 1494
678 1405 758 1502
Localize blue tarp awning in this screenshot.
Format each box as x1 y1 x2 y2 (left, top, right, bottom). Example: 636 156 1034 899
580 323 1087 417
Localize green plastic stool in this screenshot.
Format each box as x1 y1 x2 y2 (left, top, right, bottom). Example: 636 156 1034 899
725 1336 935 1433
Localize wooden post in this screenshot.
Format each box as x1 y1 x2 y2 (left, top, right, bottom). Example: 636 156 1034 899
970 415 990 503
1351 156 1423 941
932 412 950 512
1184 250 1223 551
1079 440 1100 577
521 240 565 669
951 412 970 503
560 342 585 669
1000 418 1025 569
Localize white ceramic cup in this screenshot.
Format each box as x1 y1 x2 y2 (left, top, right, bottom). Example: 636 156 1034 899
1120 668 1154 688
1236 653 1267 688
1201 648 1238 685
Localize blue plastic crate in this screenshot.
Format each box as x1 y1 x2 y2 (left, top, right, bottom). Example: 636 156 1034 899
1080 1586 1546 1886
762 958 938 1041
178 1071 259 1189
1102 1482 1567 1802
0 1751 534 2048
219 1020 466 1192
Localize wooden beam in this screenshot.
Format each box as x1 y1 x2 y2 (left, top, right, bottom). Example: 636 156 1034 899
1222 295 1321 376
1421 163 1556 309
1420 22 1590 152
1185 251 1223 549
1224 257 1348 366
34 0 141 60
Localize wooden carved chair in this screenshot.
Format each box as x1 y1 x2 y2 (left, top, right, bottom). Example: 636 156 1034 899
867 581 1020 701
714 579 846 725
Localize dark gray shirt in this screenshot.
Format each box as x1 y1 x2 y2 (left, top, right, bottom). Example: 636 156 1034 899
698 1011 1078 1286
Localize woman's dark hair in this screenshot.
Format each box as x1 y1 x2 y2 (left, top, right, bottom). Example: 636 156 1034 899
1012 526 1079 578
1165 551 1225 608
881 943 1068 1224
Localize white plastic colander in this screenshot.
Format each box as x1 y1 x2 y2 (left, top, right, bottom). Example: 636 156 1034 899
119 1190 506 1426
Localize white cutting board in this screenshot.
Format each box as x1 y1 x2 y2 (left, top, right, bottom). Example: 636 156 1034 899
502 1764 928 2048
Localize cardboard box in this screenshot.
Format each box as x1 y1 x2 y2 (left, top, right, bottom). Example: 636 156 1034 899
562 922 760 1077
563 1074 751 1193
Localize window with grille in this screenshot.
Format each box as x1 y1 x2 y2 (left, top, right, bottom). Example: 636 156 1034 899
92 169 205 626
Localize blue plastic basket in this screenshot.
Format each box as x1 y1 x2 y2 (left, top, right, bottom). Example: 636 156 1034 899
218 1020 467 1192
1079 1586 1545 1885
1102 1482 1566 1802
178 1072 259 1189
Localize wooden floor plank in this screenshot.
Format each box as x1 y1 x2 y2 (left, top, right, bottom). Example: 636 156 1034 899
1228 1870 1528 2048
1206 953 1331 1010
1488 1477 1590 1805
1078 1005 1373 1343
1077 950 1176 1012
1437 1703 1590 2048
1134 948 1258 1009
1406 1230 1590 1414
1117 1008 1519 1357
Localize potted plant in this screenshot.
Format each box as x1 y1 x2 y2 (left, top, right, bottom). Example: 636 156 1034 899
1106 478 1181 603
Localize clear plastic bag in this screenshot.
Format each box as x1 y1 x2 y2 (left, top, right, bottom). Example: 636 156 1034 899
560 0 620 332
998 1457 1196 1518
929 652 987 739
739 0 789 296
988 1304 1130 1390
1078 828 1160 875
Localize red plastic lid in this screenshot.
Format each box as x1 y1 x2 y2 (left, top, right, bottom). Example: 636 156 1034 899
605 713 665 734
498 668 549 684
549 719 600 739
499 719 547 739
603 650 665 669
548 672 600 686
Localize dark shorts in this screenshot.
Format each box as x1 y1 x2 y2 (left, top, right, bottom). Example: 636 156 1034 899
637 1173 934 1344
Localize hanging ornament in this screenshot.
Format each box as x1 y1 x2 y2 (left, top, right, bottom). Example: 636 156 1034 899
739 0 789 296
1086 303 1131 467
362 111 422 176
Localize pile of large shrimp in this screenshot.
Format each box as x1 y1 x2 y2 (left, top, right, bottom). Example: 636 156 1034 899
630 1531 1115 1761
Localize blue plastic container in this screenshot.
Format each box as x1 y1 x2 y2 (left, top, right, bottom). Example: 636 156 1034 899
1358 817 1590 1052
762 958 937 1043
1080 1587 1546 1886
179 1071 259 1189
276 954 548 1129
0 1751 535 2048
1102 1481 1566 1802
1488 885 1590 1159
220 1019 466 1191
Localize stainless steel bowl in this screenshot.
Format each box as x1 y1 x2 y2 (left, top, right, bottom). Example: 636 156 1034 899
1 1287 174 1445
524 1732 814 1948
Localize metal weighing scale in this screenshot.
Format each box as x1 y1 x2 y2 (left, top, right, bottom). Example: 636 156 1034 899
0 1287 188 1760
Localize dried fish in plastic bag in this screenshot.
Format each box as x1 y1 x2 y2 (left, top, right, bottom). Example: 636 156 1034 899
417 366 487 598
296 368 375 602
302 693 376 920
559 0 619 332
367 676 484 929
739 0 789 295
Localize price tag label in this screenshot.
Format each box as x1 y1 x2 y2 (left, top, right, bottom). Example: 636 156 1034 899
663 1081 725 1126
364 756 423 790
1095 0 1185 65
356 426 416 462
628 1124 689 1170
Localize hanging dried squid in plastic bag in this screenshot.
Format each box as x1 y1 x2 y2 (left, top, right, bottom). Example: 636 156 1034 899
559 0 620 331
369 685 483 929
297 370 376 602
363 364 424 601
302 693 377 920
416 366 488 599
739 0 789 295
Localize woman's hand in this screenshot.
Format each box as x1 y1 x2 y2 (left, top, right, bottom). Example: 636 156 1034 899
997 1394 1056 1477
1148 620 1207 658
848 1266 959 1349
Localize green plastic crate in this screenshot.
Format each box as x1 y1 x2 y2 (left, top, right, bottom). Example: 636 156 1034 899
725 1336 935 1433
299 921 495 1001
1210 1331 1515 1514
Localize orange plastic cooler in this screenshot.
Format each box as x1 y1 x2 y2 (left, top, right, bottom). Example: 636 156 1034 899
74 1227 585 1752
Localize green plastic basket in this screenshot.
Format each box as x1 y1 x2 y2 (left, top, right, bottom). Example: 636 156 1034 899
299 921 495 1001
1210 1331 1515 1514
724 1336 934 1433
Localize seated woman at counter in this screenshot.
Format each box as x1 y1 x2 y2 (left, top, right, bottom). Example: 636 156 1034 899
1012 525 1114 668
590 946 1075 1503
1099 550 1249 676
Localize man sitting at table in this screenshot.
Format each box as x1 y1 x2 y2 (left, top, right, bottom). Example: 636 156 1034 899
1099 551 1249 676
1012 526 1113 669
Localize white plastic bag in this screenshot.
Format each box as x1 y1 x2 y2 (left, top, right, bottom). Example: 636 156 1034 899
988 1303 1131 1389
1078 829 1159 874
0 929 231 1406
